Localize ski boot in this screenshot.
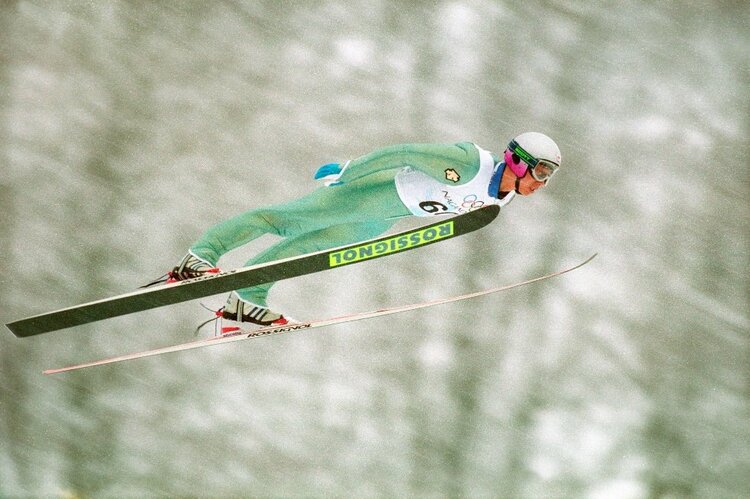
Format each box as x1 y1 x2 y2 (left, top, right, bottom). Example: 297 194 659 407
141 252 220 287
219 291 289 334
168 252 220 282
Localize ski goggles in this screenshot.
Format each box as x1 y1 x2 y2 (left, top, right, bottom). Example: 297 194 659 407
505 140 559 183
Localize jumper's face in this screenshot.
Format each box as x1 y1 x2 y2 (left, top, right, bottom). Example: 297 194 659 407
505 139 560 183
515 174 546 196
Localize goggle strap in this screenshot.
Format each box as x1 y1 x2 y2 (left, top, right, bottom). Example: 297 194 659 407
508 140 539 168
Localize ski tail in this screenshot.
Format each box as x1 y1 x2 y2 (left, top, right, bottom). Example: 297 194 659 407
43 253 597 375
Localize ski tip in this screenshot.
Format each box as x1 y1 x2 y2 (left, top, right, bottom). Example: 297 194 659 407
560 253 597 275
577 252 598 268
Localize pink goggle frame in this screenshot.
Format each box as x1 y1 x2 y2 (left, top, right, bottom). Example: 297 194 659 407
504 140 558 183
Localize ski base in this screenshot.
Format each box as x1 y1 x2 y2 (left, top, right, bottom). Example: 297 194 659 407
43 254 597 375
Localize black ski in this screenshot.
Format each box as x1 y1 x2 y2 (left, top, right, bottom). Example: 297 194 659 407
7 205 499 337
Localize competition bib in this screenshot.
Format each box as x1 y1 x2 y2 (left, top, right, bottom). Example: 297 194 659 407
394 144 514 217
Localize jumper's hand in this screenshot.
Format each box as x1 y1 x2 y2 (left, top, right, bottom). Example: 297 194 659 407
313 162 347 186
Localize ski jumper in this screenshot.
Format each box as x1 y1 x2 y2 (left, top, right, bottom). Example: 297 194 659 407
189 142 515 306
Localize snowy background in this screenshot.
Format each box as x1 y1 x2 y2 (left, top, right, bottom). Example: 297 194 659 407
1 1 748 497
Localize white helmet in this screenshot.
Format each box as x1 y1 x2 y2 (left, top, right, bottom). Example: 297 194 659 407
504 132 561 183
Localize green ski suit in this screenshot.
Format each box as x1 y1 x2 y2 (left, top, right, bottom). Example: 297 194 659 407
190 142 500 306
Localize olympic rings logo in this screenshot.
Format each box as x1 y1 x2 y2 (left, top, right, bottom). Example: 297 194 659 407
461 194 484 210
